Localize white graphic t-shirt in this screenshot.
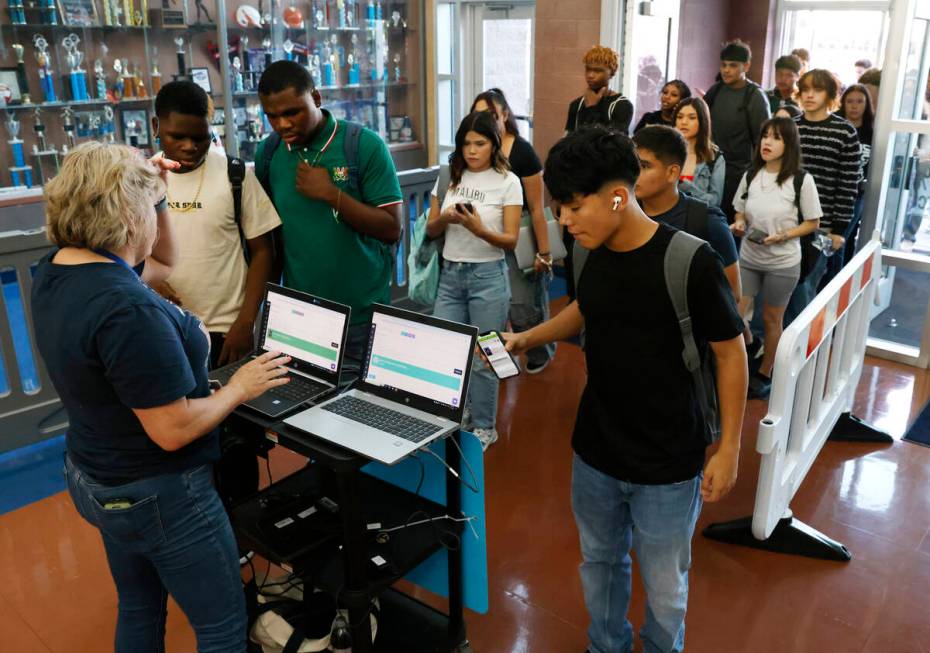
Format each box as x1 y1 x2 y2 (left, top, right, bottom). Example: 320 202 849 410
431 167 523 262
165 148 281 333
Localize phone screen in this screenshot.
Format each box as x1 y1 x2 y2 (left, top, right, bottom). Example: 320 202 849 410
747 228 768 244
478 331 520 379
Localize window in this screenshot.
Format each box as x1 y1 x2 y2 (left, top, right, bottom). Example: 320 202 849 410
777 0 891 87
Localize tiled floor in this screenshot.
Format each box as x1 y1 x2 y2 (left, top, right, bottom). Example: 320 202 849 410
1 323 928 652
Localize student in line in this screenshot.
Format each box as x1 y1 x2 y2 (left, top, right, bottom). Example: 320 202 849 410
503 125 747 653
471 88 555 374
633 125 740 298
766 54 802 114
705 39 771 222
633 80 692 133
789 69 860 311
791 48 810 75
563 45 635 300
256 61 404 383
837 83 875 263
674 96 726 207
153 81 281 369
731 118 822 399
858 68 881 110
427 111 523 450
565 45 635 136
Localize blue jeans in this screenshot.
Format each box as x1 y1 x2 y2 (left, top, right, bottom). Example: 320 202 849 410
571 454 703 653
505 252 555 367
433 259 510 430
784 253 828 326
64 455 247 653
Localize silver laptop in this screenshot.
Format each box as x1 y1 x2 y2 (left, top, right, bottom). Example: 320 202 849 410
284 303 478 464
210 283 350 418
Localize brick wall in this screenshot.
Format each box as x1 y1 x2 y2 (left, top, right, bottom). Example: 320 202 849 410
532 0 603 162
676 0 729 95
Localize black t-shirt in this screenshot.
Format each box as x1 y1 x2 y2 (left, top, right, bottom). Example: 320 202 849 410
506 135 543 210
649 195 739 267
573 224 744 484
32 252 218 485
633 110 673 133
565 93 634 134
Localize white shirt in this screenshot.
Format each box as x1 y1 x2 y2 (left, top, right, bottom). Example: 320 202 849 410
733 169 823 269
431 167 523 262
164 148 282 333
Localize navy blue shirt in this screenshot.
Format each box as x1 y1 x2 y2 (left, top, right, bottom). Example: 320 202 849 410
32 252 218 485
651 195 739 267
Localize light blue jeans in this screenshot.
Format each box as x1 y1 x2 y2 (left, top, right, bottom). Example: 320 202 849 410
432 259 510 430
571 454 703 653
64 455 247 653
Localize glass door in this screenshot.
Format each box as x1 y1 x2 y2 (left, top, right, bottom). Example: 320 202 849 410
862 0 930 367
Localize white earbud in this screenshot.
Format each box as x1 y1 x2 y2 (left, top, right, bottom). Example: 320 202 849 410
612 197 622 211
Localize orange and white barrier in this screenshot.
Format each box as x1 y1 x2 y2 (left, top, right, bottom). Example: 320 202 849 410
705 237 889 561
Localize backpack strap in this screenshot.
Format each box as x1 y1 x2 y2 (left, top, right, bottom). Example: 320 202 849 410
704 82 721 109
227 155 249 263
793 168 806 224
739 168 759 202
682 195 710 243
254 131 282 202
342 120 364 198
664 229 708 389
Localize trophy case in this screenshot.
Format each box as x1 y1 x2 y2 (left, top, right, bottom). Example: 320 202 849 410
0 0 427 190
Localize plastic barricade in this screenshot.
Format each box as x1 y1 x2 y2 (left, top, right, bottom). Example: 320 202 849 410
704 238 891 561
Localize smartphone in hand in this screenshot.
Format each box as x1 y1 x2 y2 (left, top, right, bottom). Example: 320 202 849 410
746 228 768 244
478 331 520 380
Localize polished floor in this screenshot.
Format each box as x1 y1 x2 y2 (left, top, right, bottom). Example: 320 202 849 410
1 308 929 652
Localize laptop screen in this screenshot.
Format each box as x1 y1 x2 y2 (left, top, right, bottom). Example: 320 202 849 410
363 308 474 411
261 287 349 378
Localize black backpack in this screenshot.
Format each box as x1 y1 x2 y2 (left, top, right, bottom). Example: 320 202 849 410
740 167 820 279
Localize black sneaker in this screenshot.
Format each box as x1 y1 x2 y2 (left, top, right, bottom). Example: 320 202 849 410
748 370 772 400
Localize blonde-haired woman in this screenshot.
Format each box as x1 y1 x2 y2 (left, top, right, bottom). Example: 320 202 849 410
32 142 289 653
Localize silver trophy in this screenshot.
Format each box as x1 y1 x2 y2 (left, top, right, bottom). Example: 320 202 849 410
61 107 76 152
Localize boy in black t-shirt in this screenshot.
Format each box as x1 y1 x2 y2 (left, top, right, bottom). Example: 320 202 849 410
504 126 747 653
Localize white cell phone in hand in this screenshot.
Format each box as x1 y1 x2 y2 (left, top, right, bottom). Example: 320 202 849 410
478 331 520 380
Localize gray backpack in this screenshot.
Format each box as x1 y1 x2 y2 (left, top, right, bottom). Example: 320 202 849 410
573 230 721 444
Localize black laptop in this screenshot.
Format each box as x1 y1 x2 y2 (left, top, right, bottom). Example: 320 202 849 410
210 283 351 418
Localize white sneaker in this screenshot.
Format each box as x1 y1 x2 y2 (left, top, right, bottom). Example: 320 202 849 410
473 428 499 452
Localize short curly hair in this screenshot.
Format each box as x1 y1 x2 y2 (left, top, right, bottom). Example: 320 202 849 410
44 142 163 251
583 45 619 77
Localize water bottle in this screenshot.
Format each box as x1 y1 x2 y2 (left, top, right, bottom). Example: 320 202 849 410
331 615 352 652
811 230 836 257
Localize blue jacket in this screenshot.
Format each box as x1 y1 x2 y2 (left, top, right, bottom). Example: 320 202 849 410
679 152 726 208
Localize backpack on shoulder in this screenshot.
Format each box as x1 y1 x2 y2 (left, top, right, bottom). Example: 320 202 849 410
407 165 451 307
572 230 721 444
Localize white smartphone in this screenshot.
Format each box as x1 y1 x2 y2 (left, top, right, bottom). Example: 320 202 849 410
478 331 520 380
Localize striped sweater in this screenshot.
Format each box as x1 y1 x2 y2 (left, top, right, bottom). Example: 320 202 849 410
796 114 861 235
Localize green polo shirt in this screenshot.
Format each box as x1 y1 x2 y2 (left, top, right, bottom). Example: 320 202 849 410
257 110 403 325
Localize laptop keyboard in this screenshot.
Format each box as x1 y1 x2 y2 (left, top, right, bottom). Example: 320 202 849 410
214 361 328 403
322 396 442 443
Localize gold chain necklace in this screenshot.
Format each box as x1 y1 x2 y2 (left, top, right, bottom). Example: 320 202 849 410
167 162 207 213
